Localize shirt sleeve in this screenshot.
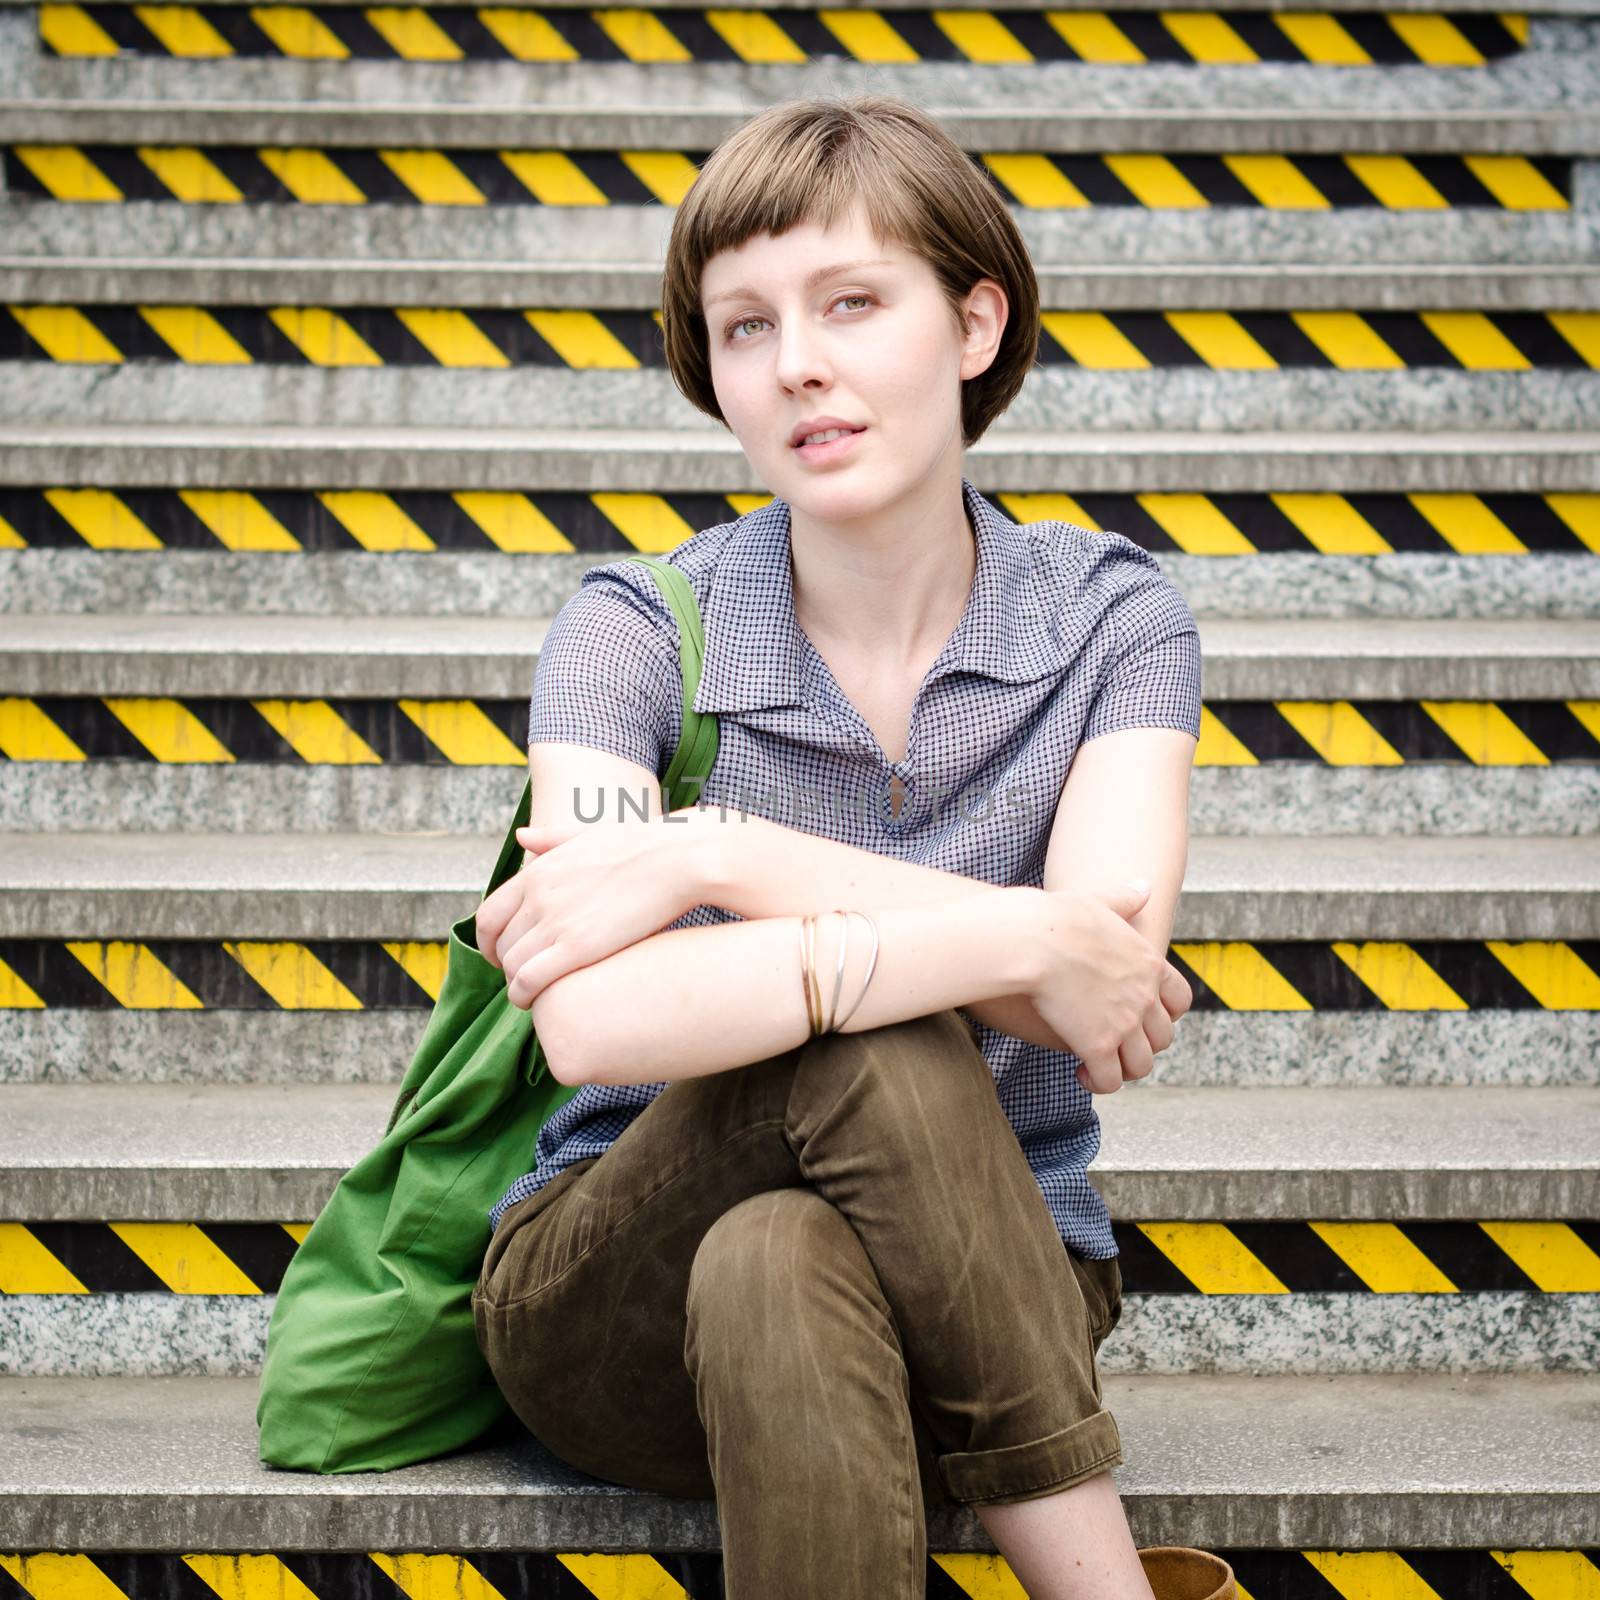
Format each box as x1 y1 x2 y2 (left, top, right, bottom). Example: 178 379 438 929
527 565 683 775
1081 553 1203 744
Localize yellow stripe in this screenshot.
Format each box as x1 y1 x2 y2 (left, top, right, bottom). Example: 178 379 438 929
1479 1221 1600 1290
997 491 1103 531
45 487 161 549
365 5 464 59
1462 153 1568 211
591 491 700 553
395 307 510 367
1331 941 1467 1010
816 9 917 61
554 1554 692 1599
0 1223 89 1294
1388 12 1485 66
1160 10 1256 63
248 5 349 56
1422 310 1531 370
497 149 609 205
1138 1223 1287 1293
0 698 87 761
180 489 301 551
703 8 806 61
1486 941 1600 1010
318 489 435 550
133 4 233 55
1547 494 1600 552
140 305 252 362
0 510 22 548
111 1222 263 1293
1500 13 1530 44
1345 154 1448 210
0 953 46 1009
104 697 235 763
400 699 524 765
65 940 206 1007
380 149 485 205
979 153 1090 209
933 9 1032 62
1135 492 1253 554
258 147 365 203
1105 154 1208 208
1222 154 1331 210
1548 312 1600 367
1276 701 1404 766
380 940 450 1003
1571 701 1600 742
1290 311 1403 370
6 305 123 363
1046 11 1144 62
0 1554 130 1598
1271 12 1370 65
224 941 365 1008
370 1553 521 1600
1311 1222 1458 1292
1270 492 1391 554
1193 704 1255 767
1407 492 1524 553
1422 701 1548 765
283 1222 312 1244
269 306 382 364
476 6 578 59
1166 311 1275 369
594 6 693 61
1041 311 1150 369
12 145 122 201
453 491 573 552
252 698 385 762
525 309 640 368
619 150 700 205
1488 1552 1600 1600
137 145 244 203
38 3 122 55
1168 942 1312 1010
184 1554 323 1600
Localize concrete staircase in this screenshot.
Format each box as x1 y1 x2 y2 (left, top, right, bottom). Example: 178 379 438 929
2 0 1599 1588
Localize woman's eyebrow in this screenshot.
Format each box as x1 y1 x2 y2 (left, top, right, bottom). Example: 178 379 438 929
704 258 895 311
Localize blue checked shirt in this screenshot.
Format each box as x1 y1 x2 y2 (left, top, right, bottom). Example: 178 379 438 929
488 476 1202 1258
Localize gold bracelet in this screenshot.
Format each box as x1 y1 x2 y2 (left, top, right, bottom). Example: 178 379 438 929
824 909 850 1034
803 913 826 1037
830 910 881 1032
798 914 816 1036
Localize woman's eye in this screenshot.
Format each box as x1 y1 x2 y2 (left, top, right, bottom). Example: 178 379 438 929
725 293 875 343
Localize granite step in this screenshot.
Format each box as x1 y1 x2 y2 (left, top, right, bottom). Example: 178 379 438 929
1 1370 1595 1552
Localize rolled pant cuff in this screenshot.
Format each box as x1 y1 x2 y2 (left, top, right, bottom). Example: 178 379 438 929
937 1407 1123 1506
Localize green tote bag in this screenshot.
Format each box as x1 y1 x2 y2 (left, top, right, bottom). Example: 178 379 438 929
256 555 719 1474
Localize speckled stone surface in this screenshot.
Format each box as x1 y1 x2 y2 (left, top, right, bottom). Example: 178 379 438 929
4 1288 1596 1378
1 1372 1596 1549
11 366 1600 433
3 550 1598 621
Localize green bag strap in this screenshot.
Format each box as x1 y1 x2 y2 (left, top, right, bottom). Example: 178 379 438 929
477 556 720 905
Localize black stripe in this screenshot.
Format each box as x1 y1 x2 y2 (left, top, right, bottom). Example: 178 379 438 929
203 305 312 365
19 1222 168 1291
313 8 398 59
145 938 291 1008
1423 1221 1548 1291
80 143 172 200
1496 700 1600 761
880 11 965 60
1511 494 1598 552
1345 11 1415 62
663 9 748 62
1416 941 1545 1008
540 7 629 59
0 489 84 546
199 5 279 55
1173 154 1260 207
205 145 294 202
432 7 517 60
1051 154 1139 205
1117 11 1191 61
0 309 53 361
1532 156 1571 201
1402 1551 1560 1600
21 695 167 759
81 304 182 361
1258 942 1390 1009
1356 701 1479 762
1120 313 1208 367
1450 12 1527 59
997 10 1078 61
1349 492 1452 551
1228 1221 1373 1291
1299 155 1383 208
1210 492 1308 552
1227 12 1301 62
1414 154 1499 208
1229 702 1330 762
1232 311 1329 367
1110 1223 1200 1290
77 3 149 51
1509 312 1597 368
321 147 421 204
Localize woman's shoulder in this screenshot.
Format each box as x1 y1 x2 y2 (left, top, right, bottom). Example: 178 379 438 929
1022 515 1198 648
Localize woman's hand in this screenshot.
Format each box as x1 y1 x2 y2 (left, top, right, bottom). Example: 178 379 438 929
1020 883 1193 1094
475 818 693 1011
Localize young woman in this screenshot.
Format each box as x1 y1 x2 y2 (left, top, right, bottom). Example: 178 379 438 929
473 93 1225 1600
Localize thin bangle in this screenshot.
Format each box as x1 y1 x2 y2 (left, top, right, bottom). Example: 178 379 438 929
798 914 817 1037
830 910 880 1032
824 909 850 1034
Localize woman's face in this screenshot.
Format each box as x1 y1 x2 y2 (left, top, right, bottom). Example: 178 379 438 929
698 201 1006 526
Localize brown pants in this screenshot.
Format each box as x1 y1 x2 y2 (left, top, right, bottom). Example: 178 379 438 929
473 1007 1124 1598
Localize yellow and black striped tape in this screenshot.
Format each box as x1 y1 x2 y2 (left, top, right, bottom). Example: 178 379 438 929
5 1218 1597 1294
3 488 1598 555
38 2 1532 67
1 938 1596 1010
3 145 1570 209
7 303 1598 370
1 1550 1591 1600
4 695 1600 768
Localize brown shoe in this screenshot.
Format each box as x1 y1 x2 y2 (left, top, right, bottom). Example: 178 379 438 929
1137 1546 1238 1600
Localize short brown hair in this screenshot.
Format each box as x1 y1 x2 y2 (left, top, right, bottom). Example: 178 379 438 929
659 93 1041 450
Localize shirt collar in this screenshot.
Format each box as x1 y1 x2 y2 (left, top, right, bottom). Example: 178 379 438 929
692 476 1062 716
